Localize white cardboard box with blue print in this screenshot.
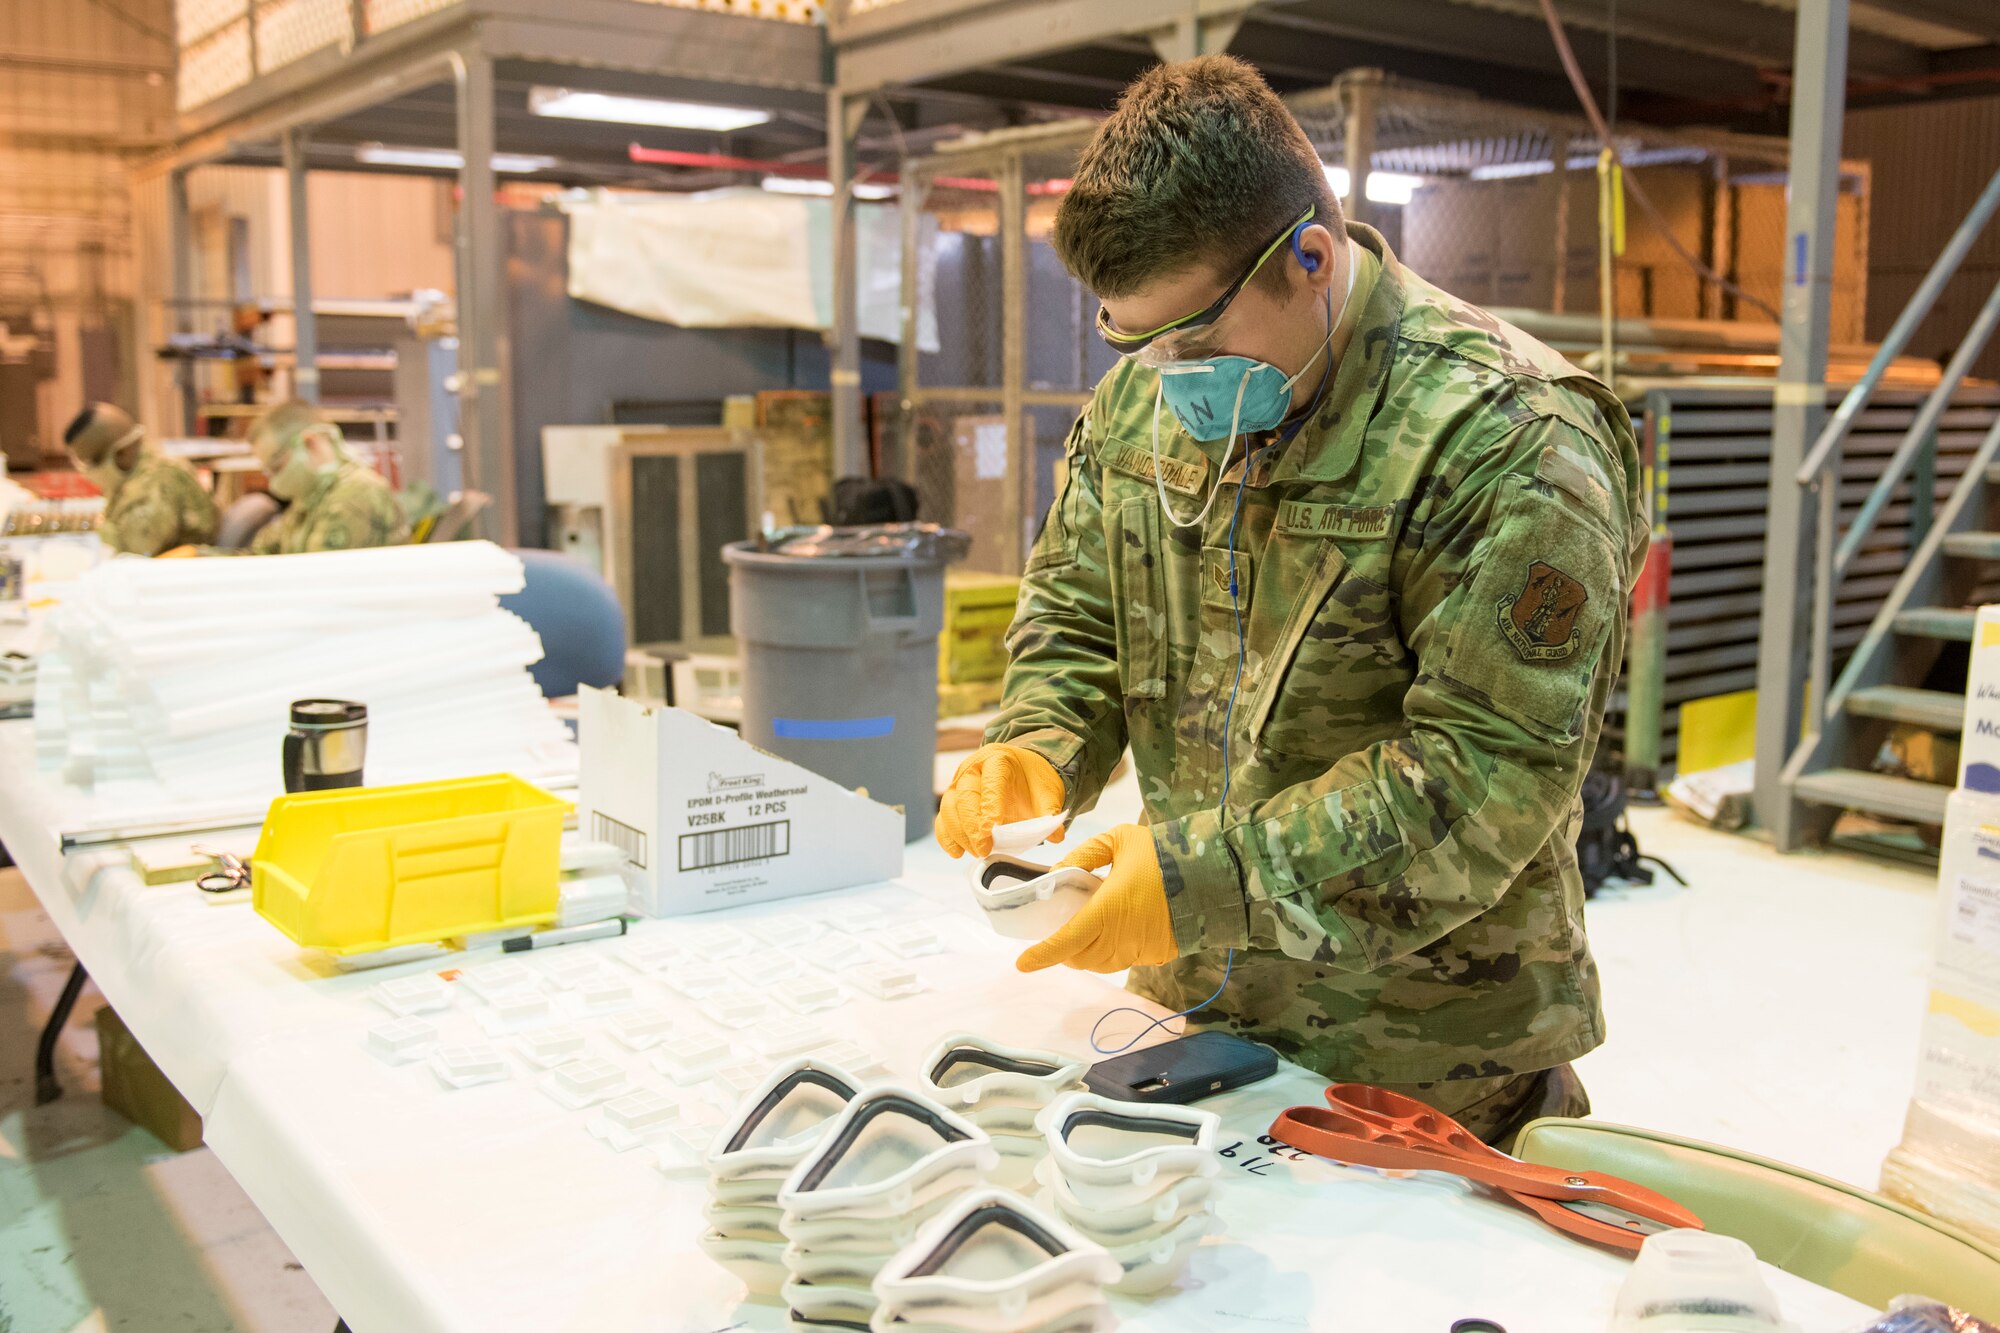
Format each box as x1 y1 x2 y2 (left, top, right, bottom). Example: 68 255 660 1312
576 686 904 918
1958 606 2000 798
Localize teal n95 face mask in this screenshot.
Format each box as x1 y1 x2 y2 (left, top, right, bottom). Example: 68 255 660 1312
1149 238 1358 528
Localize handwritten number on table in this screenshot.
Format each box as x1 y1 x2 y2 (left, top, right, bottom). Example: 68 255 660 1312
1218 1135 1316 1177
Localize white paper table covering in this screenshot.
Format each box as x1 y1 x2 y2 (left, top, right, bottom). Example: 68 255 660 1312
0 721 1878 1333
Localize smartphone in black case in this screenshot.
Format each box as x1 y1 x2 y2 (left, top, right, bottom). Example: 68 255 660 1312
1084 1030 1278 1104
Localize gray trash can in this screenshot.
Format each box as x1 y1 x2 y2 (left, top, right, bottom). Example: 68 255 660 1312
724 541 947 842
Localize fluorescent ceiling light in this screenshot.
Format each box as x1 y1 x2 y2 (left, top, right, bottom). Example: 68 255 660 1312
1323 165 1426 207
530 86 770 132
762 175 832 196
354 143 556 174
1470 160 1556 181
759 176 896 200
1468 145 1710 181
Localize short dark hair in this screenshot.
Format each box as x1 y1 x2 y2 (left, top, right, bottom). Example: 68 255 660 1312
1052 55 1341 300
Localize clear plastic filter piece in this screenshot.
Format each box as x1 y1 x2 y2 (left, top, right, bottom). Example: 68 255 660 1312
430 1041 510 1089
373 974 451 1016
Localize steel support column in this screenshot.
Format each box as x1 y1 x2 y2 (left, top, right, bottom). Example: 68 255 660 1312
283 128 318 405
1753 0 1849 846
168 167 194 433
1342 70 1382 232
1703 154 1731 322
894 169 927 488
1148 10 1244 62
1625 392 1672 794
998 150 1028 568
828 90 869 481
454 48 514 542
1547 124 1569 314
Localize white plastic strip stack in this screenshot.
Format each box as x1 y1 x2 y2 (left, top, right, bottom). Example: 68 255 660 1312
1033 1092 1223 1295
917 1034 1086 1191
31 543 575 813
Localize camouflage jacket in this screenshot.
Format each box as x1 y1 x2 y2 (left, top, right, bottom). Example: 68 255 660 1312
249 460 410 555
987 225 1647 1083
98 451 219 556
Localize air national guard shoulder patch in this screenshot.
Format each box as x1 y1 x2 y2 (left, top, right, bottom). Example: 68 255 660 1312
1500 560 1587 662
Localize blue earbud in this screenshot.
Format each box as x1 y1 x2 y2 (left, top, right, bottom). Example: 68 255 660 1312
1290 220 1320 272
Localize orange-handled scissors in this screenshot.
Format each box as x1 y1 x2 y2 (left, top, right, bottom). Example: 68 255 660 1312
1269 1083 1703 1252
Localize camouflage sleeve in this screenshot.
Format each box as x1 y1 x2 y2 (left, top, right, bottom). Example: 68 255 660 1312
245 510 287 556
98 495 185 557
166 465 221 547
299 477 411 551
1154 413 1642 967
982 409 1129 816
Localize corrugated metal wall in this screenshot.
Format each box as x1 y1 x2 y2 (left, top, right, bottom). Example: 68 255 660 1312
304 173 455 298
1845 94 2000 381
0 0 175 458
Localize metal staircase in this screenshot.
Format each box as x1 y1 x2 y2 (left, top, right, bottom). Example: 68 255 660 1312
1776 167 2000 849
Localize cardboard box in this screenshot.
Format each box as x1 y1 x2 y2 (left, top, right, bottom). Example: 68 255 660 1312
96 1005 202 1152
1956 606 2000 795
755 390 835 527
1880 788 2000 1244
951 413 1035 575
576 687 903 918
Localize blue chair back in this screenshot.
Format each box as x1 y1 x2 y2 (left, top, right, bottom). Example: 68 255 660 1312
500 548 626 698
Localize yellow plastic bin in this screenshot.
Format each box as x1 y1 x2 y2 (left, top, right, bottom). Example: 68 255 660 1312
252 774 570 955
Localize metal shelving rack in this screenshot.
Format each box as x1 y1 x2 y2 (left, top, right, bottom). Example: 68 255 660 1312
145 0 825 544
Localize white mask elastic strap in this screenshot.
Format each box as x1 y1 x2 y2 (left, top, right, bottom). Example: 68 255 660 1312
1152 371 1250 530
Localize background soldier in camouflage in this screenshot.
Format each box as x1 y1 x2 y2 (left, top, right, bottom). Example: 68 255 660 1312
935 57 1646 1146
238 400 409 555
63 402 218 556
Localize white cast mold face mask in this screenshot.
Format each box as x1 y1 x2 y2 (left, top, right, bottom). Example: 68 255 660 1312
1035 1091 1222 1209
919 1034 1088 1125
871 1188 1123 1332
700 1059 863 1295
967 814 1098 941
779 1084 998 1223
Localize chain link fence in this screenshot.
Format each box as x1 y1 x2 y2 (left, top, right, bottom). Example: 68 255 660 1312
895 72 1870 580
1286 72 1870 348
894 123 1102 574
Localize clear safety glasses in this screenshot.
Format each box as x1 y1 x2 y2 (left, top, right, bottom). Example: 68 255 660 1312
1093 206 1313 367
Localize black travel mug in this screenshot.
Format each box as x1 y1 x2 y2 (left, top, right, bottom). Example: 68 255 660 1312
282 699 368 793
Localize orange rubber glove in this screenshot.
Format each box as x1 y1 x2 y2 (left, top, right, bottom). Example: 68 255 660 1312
934 743 1068 859
1016 823 1176 974
156 545 200 559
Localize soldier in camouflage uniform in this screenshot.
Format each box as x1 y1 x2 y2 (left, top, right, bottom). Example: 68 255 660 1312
63 402 219 556
238 400 409 555
935 57 1646 1145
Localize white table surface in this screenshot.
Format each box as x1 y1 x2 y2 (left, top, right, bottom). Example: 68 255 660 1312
0 721 1880 1333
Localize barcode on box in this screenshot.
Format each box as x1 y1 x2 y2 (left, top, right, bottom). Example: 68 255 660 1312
679 820 790 871
593 812 648 869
